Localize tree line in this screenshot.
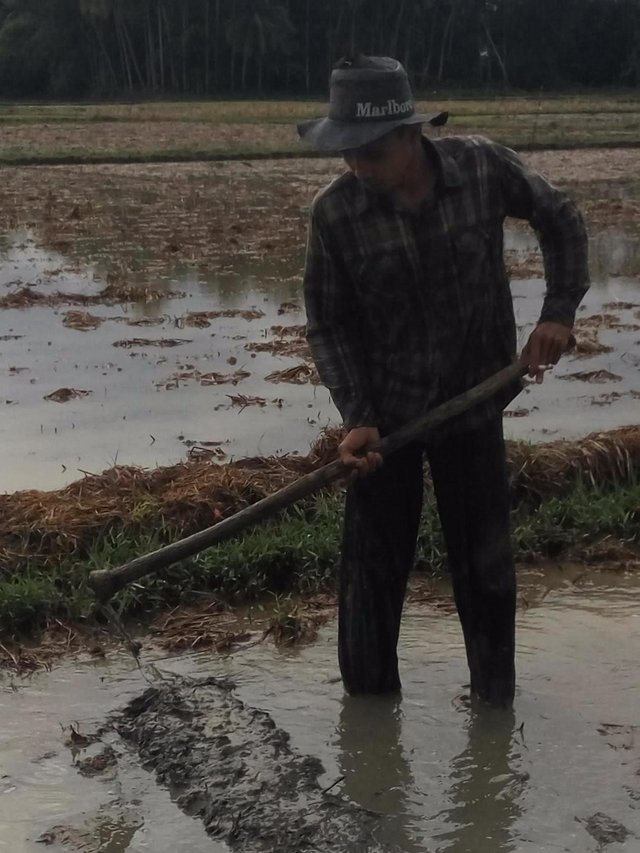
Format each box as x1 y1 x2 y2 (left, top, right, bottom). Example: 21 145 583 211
0 0 639 98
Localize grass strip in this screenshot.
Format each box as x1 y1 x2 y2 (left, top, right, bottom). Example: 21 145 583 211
0 95 638 165
1 479 638 638
0 148 321 167
0 95 639 124
2 138 640 168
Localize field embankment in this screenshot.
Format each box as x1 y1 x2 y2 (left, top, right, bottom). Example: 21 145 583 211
0 95 639 165
1 425 639 670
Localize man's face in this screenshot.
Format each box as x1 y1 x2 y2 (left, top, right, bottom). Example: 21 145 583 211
342 128 416 194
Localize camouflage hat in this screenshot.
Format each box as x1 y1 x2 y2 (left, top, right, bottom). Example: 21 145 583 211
297 55 445 152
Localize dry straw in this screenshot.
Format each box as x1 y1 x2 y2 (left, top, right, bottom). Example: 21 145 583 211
1 426 639 570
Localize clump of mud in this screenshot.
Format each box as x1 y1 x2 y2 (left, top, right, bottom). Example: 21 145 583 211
112 676 378 852
578 811 632 846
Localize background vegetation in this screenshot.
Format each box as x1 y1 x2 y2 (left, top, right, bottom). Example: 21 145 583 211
0 0 639 99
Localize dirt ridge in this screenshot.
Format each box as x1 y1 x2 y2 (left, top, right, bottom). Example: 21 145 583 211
112 676 380 852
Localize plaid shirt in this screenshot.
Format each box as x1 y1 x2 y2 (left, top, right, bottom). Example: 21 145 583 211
303 135 589 433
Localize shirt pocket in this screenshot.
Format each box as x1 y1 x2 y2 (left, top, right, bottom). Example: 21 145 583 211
355 248 418 306
450 225 492 296
354 248 422 340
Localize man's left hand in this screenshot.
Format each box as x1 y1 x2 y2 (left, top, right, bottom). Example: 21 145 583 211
521 321 574 384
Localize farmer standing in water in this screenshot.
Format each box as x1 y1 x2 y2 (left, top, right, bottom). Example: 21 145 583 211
298 56 588 707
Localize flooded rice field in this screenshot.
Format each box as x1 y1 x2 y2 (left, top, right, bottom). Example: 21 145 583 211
0 230 319 491
1 568 639 852
0 152 638 492
1 150 640 851
1 210 639 492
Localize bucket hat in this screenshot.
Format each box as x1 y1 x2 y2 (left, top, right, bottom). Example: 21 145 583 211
298 55 447 153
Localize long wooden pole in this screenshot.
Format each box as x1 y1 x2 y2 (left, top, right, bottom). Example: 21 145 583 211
88 361 527 602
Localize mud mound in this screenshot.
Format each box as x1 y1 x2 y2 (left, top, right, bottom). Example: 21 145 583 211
113 677 378 852
0 440 333 567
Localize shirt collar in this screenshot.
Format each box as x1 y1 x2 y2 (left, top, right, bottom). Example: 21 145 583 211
351 135 462 216
426 136 462 189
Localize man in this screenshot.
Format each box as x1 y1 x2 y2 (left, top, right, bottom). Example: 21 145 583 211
298 56 588 707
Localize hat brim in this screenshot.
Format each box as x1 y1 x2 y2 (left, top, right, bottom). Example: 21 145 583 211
297 112 445 153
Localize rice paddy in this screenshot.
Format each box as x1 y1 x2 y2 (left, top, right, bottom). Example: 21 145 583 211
1 99 639 658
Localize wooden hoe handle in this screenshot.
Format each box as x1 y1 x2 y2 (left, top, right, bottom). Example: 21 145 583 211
88 361 527 602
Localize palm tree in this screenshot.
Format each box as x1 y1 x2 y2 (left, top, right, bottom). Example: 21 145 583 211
226 0 293 91
79 0 120 90
0 0 89 95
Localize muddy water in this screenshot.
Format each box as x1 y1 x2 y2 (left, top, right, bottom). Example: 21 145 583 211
507 226 640 442
1 569 639 852
1 223 640 492
0 232 322 492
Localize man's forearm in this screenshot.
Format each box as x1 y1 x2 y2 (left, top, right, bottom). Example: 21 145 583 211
537 200 589 327
306 325 377 428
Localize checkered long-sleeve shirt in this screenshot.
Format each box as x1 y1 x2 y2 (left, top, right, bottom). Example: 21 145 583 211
303 135 589 433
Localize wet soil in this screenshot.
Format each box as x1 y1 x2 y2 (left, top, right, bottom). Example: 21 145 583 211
3 232 639 491
0 593 337 675
0 121 301 160
0 150 640 491
0 150 639 278
112 677 378 852
2 567 640 852
1 137 639 851
0 147 639 489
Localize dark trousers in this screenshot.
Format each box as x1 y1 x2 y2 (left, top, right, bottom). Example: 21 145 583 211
338 418 516 707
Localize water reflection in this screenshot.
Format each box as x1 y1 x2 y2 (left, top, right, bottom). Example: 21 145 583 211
436 707 524 853
2 222 640 492
503 223 640 285
589 228 640 283
335 696 525 853
336 694 423 852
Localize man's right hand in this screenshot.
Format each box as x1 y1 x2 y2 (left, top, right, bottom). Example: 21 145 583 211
338 427 383 477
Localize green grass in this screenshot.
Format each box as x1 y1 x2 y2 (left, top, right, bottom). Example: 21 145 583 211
512 480 640 560
1 480 638 639
0 147 317 167
0 94 638 124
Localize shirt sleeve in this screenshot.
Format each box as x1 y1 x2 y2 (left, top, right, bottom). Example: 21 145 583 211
488 141 589 328
303 202 377 429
